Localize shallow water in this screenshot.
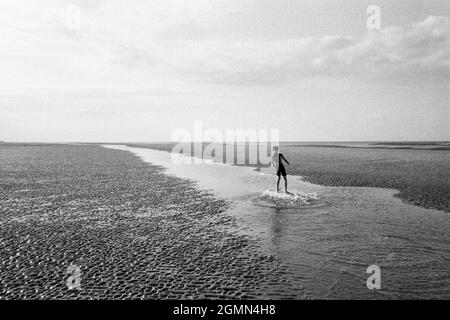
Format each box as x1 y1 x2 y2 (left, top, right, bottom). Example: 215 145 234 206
104 145 450 299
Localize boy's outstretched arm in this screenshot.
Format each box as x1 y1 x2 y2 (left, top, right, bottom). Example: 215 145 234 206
280 154 290 165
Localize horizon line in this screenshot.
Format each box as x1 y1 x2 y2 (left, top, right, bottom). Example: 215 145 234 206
1 140 449 144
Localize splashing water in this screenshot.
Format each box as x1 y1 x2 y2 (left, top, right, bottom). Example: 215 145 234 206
250 189 330 210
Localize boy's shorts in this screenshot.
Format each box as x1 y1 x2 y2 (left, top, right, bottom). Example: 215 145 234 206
277 165 287 177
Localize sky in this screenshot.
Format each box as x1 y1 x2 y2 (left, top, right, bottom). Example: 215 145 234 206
0 0 449 142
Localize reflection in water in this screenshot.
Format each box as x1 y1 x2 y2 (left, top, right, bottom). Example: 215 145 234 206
268 211 283 251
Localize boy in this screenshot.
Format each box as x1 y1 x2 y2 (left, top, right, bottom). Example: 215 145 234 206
270 146 290 193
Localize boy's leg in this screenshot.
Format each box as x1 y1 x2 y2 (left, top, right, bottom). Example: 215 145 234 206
283 175 288 192
277 175 281 192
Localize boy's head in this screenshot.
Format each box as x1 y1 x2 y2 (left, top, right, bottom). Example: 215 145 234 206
273 146 279 152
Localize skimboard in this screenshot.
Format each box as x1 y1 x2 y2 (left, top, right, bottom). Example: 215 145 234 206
250 189 330 210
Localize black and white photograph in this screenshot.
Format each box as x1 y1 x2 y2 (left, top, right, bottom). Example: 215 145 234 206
0 0 449 308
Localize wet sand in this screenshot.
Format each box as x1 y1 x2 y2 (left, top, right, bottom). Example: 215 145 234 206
1 143 449 299
0 144 303 299
109 144 450 299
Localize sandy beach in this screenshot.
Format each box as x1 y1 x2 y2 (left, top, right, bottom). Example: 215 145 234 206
1 143 449 299
0 144 303 299
106 144 450 299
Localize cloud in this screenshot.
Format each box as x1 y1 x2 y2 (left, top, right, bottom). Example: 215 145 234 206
0 0 242 90
0 0 448 90
153 16 449 84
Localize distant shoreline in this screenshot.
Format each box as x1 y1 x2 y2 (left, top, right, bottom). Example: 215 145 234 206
283 144 450 151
